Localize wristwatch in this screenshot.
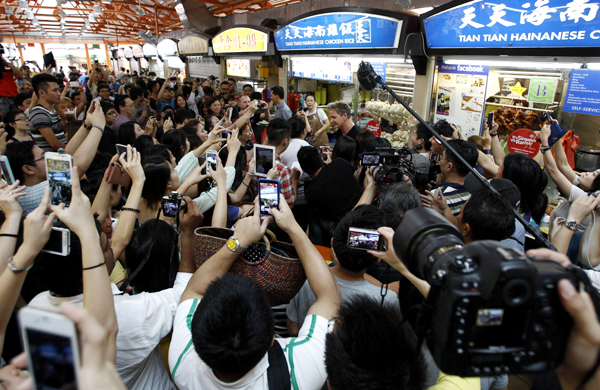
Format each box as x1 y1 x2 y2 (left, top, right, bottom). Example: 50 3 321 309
565 219 579 232
226 237 246 253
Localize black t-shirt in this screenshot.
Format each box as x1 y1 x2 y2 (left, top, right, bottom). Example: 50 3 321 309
305 158 362 220
97 126 119 155
335 124 361 140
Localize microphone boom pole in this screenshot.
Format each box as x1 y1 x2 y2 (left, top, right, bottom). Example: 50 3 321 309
358 62 552 249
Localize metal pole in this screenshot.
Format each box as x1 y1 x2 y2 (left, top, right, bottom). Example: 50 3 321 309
353 72 360 124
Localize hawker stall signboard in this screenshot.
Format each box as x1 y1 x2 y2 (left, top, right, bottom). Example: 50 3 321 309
563 68 600 115
275 12 402 51
433 61 489 139
212 28 268 54
178 34 209 56
422 0 600 49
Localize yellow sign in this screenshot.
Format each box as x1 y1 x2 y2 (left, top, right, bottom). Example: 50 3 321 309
178 34 209 56
212 28 268 54
509 82 527 97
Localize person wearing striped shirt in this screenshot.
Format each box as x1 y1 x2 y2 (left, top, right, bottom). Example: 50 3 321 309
28 74 67 152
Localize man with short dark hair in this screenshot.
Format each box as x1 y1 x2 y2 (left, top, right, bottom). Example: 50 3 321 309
97 83 113 103
287 205 399 336
269 85 292 121
431 139 478 217
112 94 135 134
242 84 254 97
220 80 230 95
131 86 153 128
328 101 360 140
169 199 341 390
29 74 67 151
14 91 32 115
457 189 515 243
228 78 237 93
173 108 195 129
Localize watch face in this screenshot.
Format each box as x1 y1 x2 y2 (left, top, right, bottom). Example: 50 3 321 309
227 239 237 251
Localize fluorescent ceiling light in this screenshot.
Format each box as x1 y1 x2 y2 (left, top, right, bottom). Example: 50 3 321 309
410 7 433 15
444 59 582 69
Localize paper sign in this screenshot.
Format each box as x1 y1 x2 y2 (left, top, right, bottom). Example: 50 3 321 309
528 77 557 104
366 120 382 137
507 129 541 157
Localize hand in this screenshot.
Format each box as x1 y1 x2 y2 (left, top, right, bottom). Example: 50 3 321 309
145 117 155 135
482 128 492 150
268 194 301 235
248 159 256 176
267 167 279 180
207 126 226 144
0 364 29 389
0 181 26 218
363 168 374 188
163 118 174 132
210 156 227 184
226 128 241 153
119 146 145 184
141 109 148 118
233 197 271 248
567 194 600 224
367 227 407 272
323 151 332 164
86 99 106 129
178 196 203 234
291 168 301 181
64 82 72 93
0 126 7 155
526 248 572 267
52 167 97 239
22 187 56 255
555 280 600 390
185 163 208 185
421 190 449 215
540 123 551 144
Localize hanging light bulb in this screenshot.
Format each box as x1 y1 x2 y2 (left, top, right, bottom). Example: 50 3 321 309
93 4 101 14
89 14 96 22
18 0 29 10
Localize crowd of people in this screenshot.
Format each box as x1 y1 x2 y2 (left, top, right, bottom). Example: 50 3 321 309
0 48 600 390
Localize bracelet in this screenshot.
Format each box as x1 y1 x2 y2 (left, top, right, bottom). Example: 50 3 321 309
0 233 18 238
483 149 492 155
490 132 498 137
8 257 34 274
121 207 140 213
83 122 92 130
92 125 104 133
541 146 551 153
82 261 106 271
240 181 250 187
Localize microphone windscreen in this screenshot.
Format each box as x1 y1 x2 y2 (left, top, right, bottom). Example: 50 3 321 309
357 61 378 91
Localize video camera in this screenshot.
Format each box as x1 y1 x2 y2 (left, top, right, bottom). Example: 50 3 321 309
360 147 434 188
393 207 600 376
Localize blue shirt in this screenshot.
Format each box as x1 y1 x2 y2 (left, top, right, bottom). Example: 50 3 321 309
110 82 121 94
274 102 292 121
157 98 175 114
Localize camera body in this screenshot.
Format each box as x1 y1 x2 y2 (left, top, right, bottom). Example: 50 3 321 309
360 147 417 188
395 208 587 376
161 192 185 218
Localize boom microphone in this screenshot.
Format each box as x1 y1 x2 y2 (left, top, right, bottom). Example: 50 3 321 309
357 61 379 91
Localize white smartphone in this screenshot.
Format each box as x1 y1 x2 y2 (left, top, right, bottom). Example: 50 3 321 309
69 81 79 88
205 150 218 176
45 152 73 208
347 227 385 251
0 155 15 185
41 226 71 256
18 307 81 389
253 144 275 177
228 107 233 122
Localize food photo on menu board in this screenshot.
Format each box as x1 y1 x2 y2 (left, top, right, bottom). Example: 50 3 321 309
226 59 251 78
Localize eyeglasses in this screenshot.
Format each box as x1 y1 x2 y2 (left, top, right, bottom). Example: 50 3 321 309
14 117 29 122
31 155 45 164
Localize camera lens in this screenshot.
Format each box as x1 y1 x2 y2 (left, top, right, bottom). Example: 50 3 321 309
502 279 532 306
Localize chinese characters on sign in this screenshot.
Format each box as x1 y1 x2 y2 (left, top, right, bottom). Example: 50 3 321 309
275 13 402 51
423 0 600 49
212 28 268 54
178 35 209 56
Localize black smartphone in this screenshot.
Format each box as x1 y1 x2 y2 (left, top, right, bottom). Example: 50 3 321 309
258 179 280 216
487 112 494 130
347 227 385 251
116 144 128 160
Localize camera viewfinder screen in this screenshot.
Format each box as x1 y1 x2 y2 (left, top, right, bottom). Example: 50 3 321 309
0 160 12 185
259 182 279 214
26 329 76 390
206 152 217 172
348 230 381 250
362 154 380 165
47 158 72 207
163 201 180 218
470 307 530 349
256 147 274 175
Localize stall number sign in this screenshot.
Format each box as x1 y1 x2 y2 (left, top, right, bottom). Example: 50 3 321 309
212 28 268 54
528 77 558 104
423 0 600 49
275 12 402 51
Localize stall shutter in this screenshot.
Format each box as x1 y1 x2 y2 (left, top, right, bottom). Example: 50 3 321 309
188 57 219 79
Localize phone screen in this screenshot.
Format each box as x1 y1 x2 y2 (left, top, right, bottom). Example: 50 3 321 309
347 228 384 251
259 180 279 216
487 112 494 130
205 151 217 175
116 144 128 160
46 155 73 207
26 328 77 389
255 146 274 176
0 158 14 185
70 81 79 88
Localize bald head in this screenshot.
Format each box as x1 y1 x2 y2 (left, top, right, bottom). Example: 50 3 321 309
239 95 250 110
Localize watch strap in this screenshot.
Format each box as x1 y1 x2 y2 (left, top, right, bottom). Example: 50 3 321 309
565 219 579 231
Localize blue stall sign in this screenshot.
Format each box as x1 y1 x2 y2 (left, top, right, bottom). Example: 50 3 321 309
423 0 600 49
275 12 402 51
563 69 600 115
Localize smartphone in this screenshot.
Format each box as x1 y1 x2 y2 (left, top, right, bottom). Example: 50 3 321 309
18 307 81 389
361 154 381 166
116 143 128 160
45 152 73 208
41 226 71 256
205 150 217 175
0 155 15 185
69 81 79 88
487 112 494 130
253 144 275 177
258 179 280 216
347 227 385 251
228 107 233 122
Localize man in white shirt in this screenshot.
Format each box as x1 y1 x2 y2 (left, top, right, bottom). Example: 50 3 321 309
169 199 341 390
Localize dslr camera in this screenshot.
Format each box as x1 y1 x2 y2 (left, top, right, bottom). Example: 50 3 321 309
394 207 598 376
162 192 186 218
359 147 419 188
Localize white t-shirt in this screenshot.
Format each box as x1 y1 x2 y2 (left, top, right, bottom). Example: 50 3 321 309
280 138 310 169
169 299 330 390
